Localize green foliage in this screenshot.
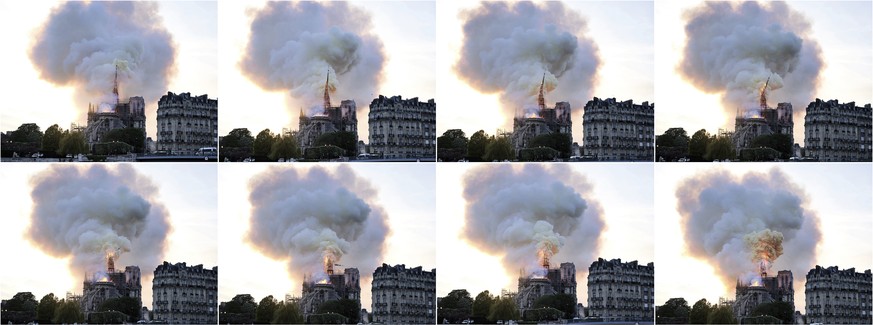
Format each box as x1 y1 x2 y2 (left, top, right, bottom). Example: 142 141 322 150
522 307 563 322
688 129 712 162
42 124 64 154
532 294 576 319
705 135 736 161
438 289 473 323
53 299 84 324
103 127 146 153
221 294 257 324
706 304 736 324
484 136 514 161
518 146 559 161
88 310 128 324
253 129 277 161
36 293 58 324
316 131 357 156
220 128 255 161
10 123 43 144
750 133 792 159
271 301 304 324
93 141 133 155
739 147 781 161
438 129 468 161
2 292 38 324
657 297 690 320
750 301 794 324
304 145 344 160
487 296 519 322
306 312 347 324
269 134 301 161
316 299 360 323
688 298 711 324
98 296 141 322
471 290 495 322
466 130 490 161
529 132 572 158
255 295 278 324
656 127 690 161
58 130 88 156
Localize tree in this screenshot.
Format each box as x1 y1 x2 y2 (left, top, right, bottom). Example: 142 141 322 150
483 136 514 161
316 298 360 323
36 293 58 324
42 124 64 154
688 298 711 324
221 128 255 148
223 294 257 324
705 135 736 161
750 301 793 324
656 127 690 161
466 130 490 161
255 295 278 324
688 129 712 162
98 296 141 322
471 290 495 322
316 131 357 156
2 292 38 324
533 294 576 319
488 296 519 323
529 133 572 158
751 133 792 159
269 134 301 161
10 123 43 143
271 301 304 324
103 127 146 153
657 297 690 320
438 289 473 323
58 130 88 156
707 304 736 324
252 129 277 161
437 129 468 161
53 299 84 324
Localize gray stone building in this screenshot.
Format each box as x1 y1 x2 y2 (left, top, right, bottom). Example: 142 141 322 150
804 99 872 162
805 265 872 325
299 264 361 322
84 65 146 152
586 258 654 322
156 92 218 155
734 270 794 320
81 256 142 321
368 95 436 159
582 98 654 161
516 260 577 316
152 261 218 324
297 72 358 152
510 76 572 155
371 263 436 324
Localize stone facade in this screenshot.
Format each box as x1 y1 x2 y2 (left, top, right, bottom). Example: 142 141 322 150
298 73 357 152
733 103 794 152
371 263 436 324
85 96 146 151
299 266 361 321
368 95 436 159
510 77 572 155
152 261 218 324
156 92 218 155
586 258 654 321
805 265 872 325
734 270 794 319
81 256 142 320
582 98 654 161
804 99 872 162
516 262 577 315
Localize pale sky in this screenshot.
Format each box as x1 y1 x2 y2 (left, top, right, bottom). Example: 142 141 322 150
0 1 218 140
436 163 655 306
0 163 219 308
436 1 654 144
217 1 436 141
655 163 873 312
218 163 436 310
655 0 872 145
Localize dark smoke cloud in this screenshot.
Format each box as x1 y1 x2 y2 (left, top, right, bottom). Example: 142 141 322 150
680 1 823 119
29 1 177 115
462 164 604 276
456 1 600 120
27 164 171 287
247 165 390 283
240 1 385 115
676 167 821 289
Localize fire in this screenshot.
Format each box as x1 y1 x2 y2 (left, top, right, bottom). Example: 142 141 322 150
751 279 761 286
317 278 330 284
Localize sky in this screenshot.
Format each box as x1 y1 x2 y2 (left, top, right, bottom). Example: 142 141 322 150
435 163 655 306
218 163 436 310
0 163 218 308
655 163 873 312
436 1 655 144
217 1 436 141
0 1 218 140
655 0 872 145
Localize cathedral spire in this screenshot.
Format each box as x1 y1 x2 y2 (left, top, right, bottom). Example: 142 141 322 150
323 69 331 111
538 73 546 110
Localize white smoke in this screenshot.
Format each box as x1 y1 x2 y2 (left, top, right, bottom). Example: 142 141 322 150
462 164 604 277
240 1 385 116
26 164 171 289
680 1 823 119
29 1 177 119
246 165 390 284
456 1 600 120
676 167 821 290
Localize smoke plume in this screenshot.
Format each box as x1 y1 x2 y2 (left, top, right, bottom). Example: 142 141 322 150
29 1 177 117
456 1 600 120
462 164 604 277
26 164 171 287
680 1 823 119
676 167 820 289
247 165 390 283
240 1 385 116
